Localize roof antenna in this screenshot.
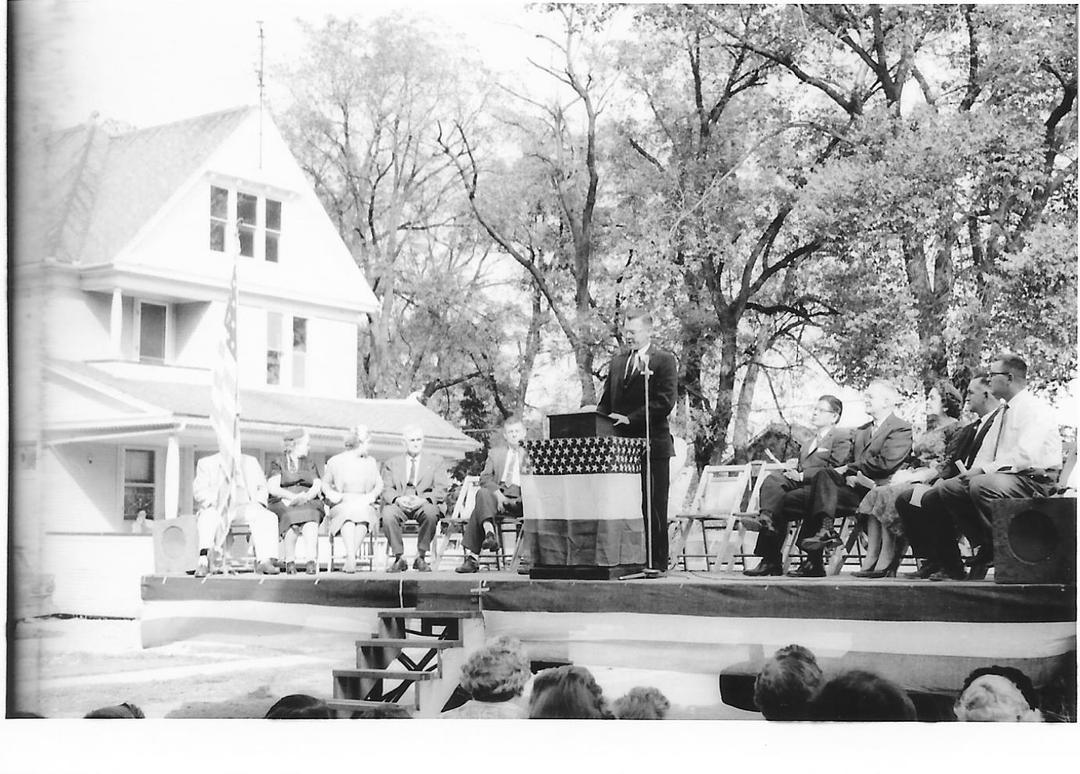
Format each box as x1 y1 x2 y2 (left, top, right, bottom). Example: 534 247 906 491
256 20 265 170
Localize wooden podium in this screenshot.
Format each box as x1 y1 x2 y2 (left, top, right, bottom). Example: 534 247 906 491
548 411 617 439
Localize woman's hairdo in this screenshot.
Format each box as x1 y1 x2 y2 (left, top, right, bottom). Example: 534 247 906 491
934 380 964 419
458 635 532 702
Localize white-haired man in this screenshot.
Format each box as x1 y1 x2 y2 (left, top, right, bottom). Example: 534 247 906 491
193 451 280 576
380 425 449 572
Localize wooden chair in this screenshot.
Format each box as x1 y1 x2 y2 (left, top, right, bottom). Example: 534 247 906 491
671 464 754 572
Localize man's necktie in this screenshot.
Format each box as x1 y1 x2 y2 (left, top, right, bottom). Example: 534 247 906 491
966 408 1000 468
623 350 638 383
407 457 418 487
506 449 520 487
991 402 1010 459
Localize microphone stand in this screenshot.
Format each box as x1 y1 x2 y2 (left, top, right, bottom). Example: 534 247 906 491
621 355 663 581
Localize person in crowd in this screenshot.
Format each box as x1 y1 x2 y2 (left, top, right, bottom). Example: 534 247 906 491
896 374 1001 578
442 636 532 719
85 702 146 718
528 665 613 719
380 425 449 573
753 644 824 720
267 428 323 575
597 308 679 572
192 449 280 577
917 354 1063 580
789 381 913 577
264 694 332 719
744 396 853 576
457 415 528 574
323 425 383 573
613 686 671 720
955 669 1044 722
807 670 917 721
852 380 963 578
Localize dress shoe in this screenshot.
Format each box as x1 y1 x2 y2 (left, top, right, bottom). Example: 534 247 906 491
455 555 479 574
799 529 841 552
902 561 938 579
305 561 317 575
928 567 967 582
413 556 432 572
743 560 783 577
787 561 826 578
285 561 297 575
852 568 889 578
194 557 209 578
387 557 408 573
255 559 280 575
967 561 992 581
481 532 500 552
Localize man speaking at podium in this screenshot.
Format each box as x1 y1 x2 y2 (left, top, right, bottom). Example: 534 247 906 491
597 309 679 571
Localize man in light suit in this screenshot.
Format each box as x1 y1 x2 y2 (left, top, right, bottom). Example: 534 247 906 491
193 451 280 576
380 425 449 572
790 380 913 577
744 395 854 576
597 309 679 572
456 415 528 574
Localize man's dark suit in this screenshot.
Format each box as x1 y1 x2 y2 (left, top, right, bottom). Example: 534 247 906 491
797 412 913 551
380 453 449 557
597 344 678 570
752 427 854 564
897 412 998 573
462 445 527 555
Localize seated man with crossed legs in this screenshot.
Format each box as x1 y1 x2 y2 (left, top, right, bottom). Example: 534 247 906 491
456 415 528 574
193 450 280 576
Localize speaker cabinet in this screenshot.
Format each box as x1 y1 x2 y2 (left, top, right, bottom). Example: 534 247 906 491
152 514 199 574
991 497 1076 585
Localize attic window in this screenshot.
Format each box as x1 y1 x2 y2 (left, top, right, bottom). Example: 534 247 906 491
209 186 228 251
237 192 257 257
265 199 281 263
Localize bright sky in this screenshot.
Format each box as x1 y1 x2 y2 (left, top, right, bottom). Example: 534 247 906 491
13 0 562 131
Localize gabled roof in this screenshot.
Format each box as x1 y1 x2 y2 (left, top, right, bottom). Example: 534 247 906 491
48 361 479 450
39 107 254 264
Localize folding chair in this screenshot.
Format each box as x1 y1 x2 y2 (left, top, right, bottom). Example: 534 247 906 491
671 464 753 572
434 477 502 570
727 461 795 572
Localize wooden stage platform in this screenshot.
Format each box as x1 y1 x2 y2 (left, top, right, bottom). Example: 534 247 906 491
140 569 1076 701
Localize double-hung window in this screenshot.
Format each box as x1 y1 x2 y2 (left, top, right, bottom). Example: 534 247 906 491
123 449 156 521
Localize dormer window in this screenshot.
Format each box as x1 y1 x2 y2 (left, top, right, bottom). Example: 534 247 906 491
208 185 284 262
266 199 281 263
209 186 228 251
237 192 258 257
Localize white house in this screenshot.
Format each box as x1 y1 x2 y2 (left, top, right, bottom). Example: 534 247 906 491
11 106 479 615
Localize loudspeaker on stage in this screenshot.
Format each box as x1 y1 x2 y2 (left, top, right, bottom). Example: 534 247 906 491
990 497 1076 585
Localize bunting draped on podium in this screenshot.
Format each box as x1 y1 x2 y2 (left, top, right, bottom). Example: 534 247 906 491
522 437 647 567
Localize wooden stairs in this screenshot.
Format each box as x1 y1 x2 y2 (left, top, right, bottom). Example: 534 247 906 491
327 609 485 718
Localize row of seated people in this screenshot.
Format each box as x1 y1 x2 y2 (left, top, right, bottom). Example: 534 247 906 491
744 352 1065 580
191 416 529 577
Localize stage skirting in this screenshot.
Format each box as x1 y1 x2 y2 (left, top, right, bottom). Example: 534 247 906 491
139 574 1076 695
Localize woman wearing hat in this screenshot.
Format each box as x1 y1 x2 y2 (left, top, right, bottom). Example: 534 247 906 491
322 425 383 573
267 427 323 574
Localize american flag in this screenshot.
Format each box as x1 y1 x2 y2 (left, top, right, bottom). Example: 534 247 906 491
209 228 242 546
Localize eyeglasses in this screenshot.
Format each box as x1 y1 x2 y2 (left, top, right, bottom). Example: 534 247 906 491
988 370 1011 377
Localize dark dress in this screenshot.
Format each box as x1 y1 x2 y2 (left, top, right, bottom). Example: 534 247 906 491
268 455 323 535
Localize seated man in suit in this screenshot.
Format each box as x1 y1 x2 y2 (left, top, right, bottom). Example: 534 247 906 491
896 373 1001 579
193 450 280 576
744 395 853 576
913 354 1062 581
789 380 913 577
380 424 449 573
456 415 528 574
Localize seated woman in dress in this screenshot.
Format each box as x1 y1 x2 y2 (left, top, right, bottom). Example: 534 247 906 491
322 425 383 573
267 427 323 575
853 380 962 577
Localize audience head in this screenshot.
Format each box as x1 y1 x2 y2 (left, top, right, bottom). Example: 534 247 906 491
264 694 332 719
282 427 310 457
401 424 425 456
528 665 612 719
989 353 1028 400
344 424 371 454
459 636 532 703
812 395 844 428
754 644 824 720
502 415 527 447
84 702 145 719
613 686 671 720
623 307 654 350
929 380 963 420
863 380 901 421
955 666 1041 722
965 374 998 417
808 670 916 721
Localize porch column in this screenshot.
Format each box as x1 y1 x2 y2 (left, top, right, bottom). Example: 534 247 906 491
164 433 180 520
109 288 123 357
